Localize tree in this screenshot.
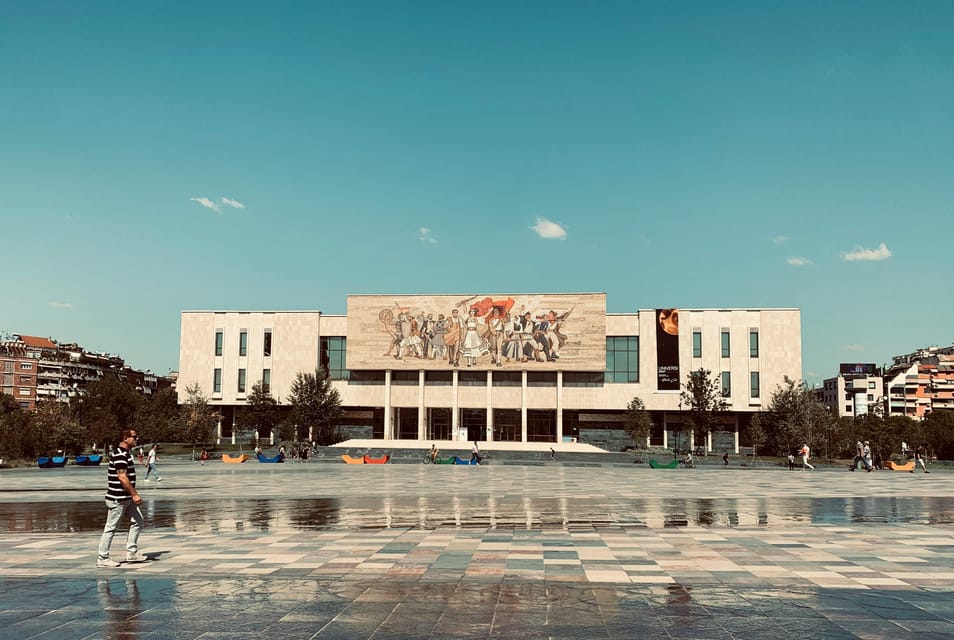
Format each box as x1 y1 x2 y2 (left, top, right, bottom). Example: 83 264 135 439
286 368 343 446
761 376 832 456
135 388 181 443
624 397 652 449
34 400 86 455
920 410 954 460
79 375 142 449
0 394 35 459
237 381 282 442
749 412 766 460
679 368 728 453
177 383 219 458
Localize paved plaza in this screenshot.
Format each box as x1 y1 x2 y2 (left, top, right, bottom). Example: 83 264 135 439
1 461 953 639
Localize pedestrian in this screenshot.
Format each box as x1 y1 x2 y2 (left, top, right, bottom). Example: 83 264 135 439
96 429 147 567
862 441 873 472
788 453 796 471
914 445 930 473
850 441 865 472
144 444 162 482
550 447 556 461
471 441 480 465
799 443 814 470
722 452 729 467
300 444 309 463
199 449 208 466
137 446 144 464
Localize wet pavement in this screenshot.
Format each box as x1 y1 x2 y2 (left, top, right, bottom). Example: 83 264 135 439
1 463 952 638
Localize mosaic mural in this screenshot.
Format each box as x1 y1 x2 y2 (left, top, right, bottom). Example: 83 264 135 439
346 293 606 370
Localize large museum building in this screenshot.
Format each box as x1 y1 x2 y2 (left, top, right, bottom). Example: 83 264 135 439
177 293 802 453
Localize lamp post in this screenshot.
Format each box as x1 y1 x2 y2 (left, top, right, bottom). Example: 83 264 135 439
675 399 682 461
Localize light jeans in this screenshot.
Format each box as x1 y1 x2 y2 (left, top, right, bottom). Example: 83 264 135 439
97 498 143 560
145 462 159 480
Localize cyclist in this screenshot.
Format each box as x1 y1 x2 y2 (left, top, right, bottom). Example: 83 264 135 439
428 443 439 463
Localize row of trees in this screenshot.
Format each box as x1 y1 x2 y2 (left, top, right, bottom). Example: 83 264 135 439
0 368 342 461
626 368 954 460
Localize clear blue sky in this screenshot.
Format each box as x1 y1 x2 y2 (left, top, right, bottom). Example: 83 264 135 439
2 1 952 385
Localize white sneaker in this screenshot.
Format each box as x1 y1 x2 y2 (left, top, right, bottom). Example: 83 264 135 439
143 479 151 482
125 552 148 563
157 478 162 482
97 557 121 568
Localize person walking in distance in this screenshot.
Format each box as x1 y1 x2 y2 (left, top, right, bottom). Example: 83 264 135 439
799 443 814 470
96 429 147 567
722 452 729 467
471 441 481 465
144 444 162 482
914 445 930 473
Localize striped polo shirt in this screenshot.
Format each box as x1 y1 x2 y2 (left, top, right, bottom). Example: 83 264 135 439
105 445 136 501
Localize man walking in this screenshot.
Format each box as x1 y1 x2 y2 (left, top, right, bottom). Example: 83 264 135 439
97 429 147 567
144 443 162 482
799 443 814 470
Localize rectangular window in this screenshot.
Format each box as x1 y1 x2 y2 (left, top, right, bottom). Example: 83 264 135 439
263 329 272 357
3 361 13 372
692 331 702 358
239 331 248 357
19 376 32 384
492 371 522 387
424 371 452 386
215 331 223 357
721 371 731 397
749 330 759 357
213 368 222 394
868 381 876 389
563 372 605 387
390 370 419 386
319 336 349 380
867 394 874 401
18 388 30 396
721 330 730 358
605 336 638 383
262 369 270 394
750 371 760 398
527 372 557 387
458 371 487 387
349 371 385 385
237 368 246 393
846 405 852 413
20 362 33 370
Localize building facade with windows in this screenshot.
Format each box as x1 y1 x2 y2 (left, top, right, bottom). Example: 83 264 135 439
816 363 884 418
177 294 802 452
884 346 954 420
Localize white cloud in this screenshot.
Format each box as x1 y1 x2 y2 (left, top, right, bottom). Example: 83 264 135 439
787 256 813 266
221 197 245 209
772 235 790 244
842 242 892 262
418 227 437 244
47 301 72 309
845 344 864 351
190 197 221 213
531 217 567 240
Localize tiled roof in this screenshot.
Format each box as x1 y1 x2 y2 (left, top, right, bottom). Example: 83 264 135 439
17 335 57 349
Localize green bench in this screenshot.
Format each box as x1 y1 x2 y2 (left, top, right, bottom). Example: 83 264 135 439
649 459 679 469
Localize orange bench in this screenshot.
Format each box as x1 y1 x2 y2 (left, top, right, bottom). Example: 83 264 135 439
222 454 249 463
364 454 390 464
885 460 915 472
341 454 365 464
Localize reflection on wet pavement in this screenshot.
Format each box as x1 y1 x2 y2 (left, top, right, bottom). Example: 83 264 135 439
2 495 952 533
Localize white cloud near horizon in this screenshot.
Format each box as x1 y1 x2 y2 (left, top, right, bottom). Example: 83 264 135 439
190 197 221 213
845 344 864 351
418 227 437 244
221 197 245 209
47 301 72 309
787 256 813 266
843 242 892 261
531 217 567 240
772 235 790 244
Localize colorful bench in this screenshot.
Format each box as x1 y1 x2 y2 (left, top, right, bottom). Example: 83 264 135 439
885 460 915 472
341 454 365 464
649 459 679 469
363 454 390 464
256 453 284 463
222 454 249 463
452 456 479 465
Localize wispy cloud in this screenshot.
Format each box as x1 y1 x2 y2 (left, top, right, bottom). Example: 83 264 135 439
418 227 437 244
48 301 72 309
531 217 567 240
845 344 864 351
221 197 245 209
772 235 790 244
787 256 813 266
190 197 221 213
842 242 892 262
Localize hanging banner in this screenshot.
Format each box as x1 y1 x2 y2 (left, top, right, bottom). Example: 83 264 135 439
656 308 680 390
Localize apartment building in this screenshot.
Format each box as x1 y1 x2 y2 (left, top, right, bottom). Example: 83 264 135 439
885 345 954 420
178 294 803 452
816 363 884 418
